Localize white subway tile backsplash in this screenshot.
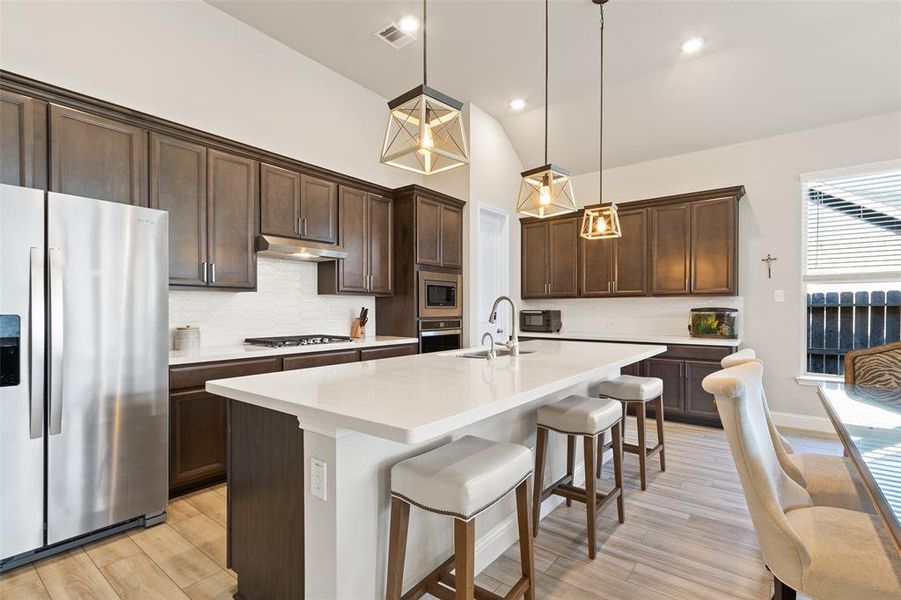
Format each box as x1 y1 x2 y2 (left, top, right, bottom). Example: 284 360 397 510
168 257 375 348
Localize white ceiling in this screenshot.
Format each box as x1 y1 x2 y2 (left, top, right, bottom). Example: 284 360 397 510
209 0 901 174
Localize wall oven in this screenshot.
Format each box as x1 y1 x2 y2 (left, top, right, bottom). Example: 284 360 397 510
419 319 462 354
419 270 462 319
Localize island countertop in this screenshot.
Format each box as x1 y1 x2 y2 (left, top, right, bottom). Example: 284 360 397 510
206 339 665 444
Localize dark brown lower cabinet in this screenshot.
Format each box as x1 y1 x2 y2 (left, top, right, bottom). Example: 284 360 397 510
359 343 418 361
683 360 721 419
645 358 685 414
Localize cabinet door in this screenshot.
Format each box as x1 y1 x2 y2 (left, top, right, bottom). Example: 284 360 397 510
684 361 721 419
260 163 300 239
49 104 147 206
368 194 393 295
650 203 691 295
337 186 369 292
170 389 226 496
613 209 648 296
299 174 338 244
521 221 549 298
150 134 207 287
580 237 613 297
1 90 46 189
282 350 360 371
440 204 463 268
690 197 736 295
207 149 257 289
548 217 579 297
644 358 684 415
416 196 442 266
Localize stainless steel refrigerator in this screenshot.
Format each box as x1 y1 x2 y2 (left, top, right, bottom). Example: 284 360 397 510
0 184 169 569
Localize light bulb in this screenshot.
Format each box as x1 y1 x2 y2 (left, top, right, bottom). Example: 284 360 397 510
421 122 434 149
595 217 608 233
539 184 551 206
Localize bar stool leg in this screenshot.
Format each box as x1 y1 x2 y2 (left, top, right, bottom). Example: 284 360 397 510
583 435 598 559
655 395 666 472
565 434 576 507
611 423 625 524
385 497 410 600
532 427 548 536
515 479 535 600
595 430 606 480
453 519 475 600
636 402 648 491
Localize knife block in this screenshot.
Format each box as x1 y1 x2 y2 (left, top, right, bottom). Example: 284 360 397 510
350 318 365 340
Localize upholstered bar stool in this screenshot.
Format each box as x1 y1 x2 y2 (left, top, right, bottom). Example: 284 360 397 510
386 435 535 600
597 375 665 490
533 395 625 559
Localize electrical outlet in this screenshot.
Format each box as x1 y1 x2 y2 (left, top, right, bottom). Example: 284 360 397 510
773 289 785 303
606 321 616 331
311 458 327 501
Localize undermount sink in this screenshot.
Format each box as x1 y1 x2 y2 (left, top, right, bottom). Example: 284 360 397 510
458 348 536 359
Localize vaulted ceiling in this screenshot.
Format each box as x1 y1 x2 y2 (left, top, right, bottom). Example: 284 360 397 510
209 0 901 174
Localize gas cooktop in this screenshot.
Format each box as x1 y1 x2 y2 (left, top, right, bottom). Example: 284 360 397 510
244 335 353 348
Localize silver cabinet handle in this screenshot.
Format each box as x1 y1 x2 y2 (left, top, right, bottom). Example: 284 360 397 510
202 261 208 283
303 218 308 236
211 262 216 283
295 217 301 235
607 281 612 294
49 248 64 436
613 280 617 294
29 246 45 439
685 277 689 291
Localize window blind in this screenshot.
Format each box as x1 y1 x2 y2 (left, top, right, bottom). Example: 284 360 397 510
805 169 901 277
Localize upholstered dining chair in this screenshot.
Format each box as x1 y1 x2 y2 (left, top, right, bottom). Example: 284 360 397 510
702 361 901 600
845 341 901 387
721 349 874 513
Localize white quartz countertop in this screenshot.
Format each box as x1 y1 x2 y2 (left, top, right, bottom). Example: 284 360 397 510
206 339 665 444
519 331 741 347
169 336 420 366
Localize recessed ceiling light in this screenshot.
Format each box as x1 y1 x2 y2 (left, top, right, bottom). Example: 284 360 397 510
510 98 526 111
398 15 420 34
680 37 705 55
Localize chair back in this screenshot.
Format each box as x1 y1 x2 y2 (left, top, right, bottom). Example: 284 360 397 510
844 341 901 387
702 361 812 581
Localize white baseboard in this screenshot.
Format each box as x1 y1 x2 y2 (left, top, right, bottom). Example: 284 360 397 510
770 411 836 435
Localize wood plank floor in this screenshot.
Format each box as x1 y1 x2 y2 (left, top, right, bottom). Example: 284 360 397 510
0 421 840 600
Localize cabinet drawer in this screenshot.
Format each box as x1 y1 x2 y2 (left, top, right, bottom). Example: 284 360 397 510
170 357 282 391
360 344 418 362
282 350 359 371
657 344 735 362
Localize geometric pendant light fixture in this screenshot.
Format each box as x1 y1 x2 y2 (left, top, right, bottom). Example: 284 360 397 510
379 0 469 175
516 0 578 218
580 0 622 239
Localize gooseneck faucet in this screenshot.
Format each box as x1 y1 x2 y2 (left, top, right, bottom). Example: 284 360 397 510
488 296 519 356
480 332 497 361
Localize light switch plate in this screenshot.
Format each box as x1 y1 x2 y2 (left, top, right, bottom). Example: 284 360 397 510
311 458 327 501
773 290 785 303
606 321 616 331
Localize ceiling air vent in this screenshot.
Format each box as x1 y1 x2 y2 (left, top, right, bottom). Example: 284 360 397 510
375 22 416 49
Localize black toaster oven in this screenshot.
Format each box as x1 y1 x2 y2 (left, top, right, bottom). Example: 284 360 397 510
520 310 562 333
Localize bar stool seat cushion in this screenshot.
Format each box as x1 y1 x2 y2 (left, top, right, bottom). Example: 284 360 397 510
789 453 875 514
390 436 532 521
537 395 621 436
597 375 663 402
782 505 901 599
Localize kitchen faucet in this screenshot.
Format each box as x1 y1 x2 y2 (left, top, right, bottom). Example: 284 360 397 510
488 296 519 357
480 332 497 361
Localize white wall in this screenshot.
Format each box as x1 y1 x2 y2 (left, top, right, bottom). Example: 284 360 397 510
556 111 901 419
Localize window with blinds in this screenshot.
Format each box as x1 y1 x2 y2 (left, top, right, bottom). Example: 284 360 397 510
805 169 901 278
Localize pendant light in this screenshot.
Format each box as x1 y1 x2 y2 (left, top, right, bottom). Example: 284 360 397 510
516 0 577 218
580 0 622 239
379 0 468 175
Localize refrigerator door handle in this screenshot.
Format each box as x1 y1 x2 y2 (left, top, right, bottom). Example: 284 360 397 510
49 247 64 436
29 246 45 439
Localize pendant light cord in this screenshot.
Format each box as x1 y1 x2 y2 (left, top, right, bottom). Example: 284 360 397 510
423 0 428 86
598 2 605 203
544 0 549 165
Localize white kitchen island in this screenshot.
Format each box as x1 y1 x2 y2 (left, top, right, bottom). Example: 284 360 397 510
207 339 665 599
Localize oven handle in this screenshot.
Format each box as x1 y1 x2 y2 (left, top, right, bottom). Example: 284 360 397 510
419 329 463 337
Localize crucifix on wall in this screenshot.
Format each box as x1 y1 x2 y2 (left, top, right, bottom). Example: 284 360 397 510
761 254 778 279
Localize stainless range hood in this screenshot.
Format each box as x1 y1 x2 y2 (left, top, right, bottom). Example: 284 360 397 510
255 235 348 262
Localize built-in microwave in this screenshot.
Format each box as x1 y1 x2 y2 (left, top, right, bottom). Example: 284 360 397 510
520 310 562 333
418 270 462 319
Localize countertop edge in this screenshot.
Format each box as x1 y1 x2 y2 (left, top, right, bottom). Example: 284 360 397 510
519 331 742 347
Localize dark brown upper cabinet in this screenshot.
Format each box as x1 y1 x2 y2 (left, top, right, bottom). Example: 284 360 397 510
318 186 392 296
49 104 147 206
580 208 648 297
522 216 579 299
416 196 463 269
650 202 691 295
0 90 46 189
150 133 208 287
690 197 736 295
207 149 258 289
260 166 338 244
